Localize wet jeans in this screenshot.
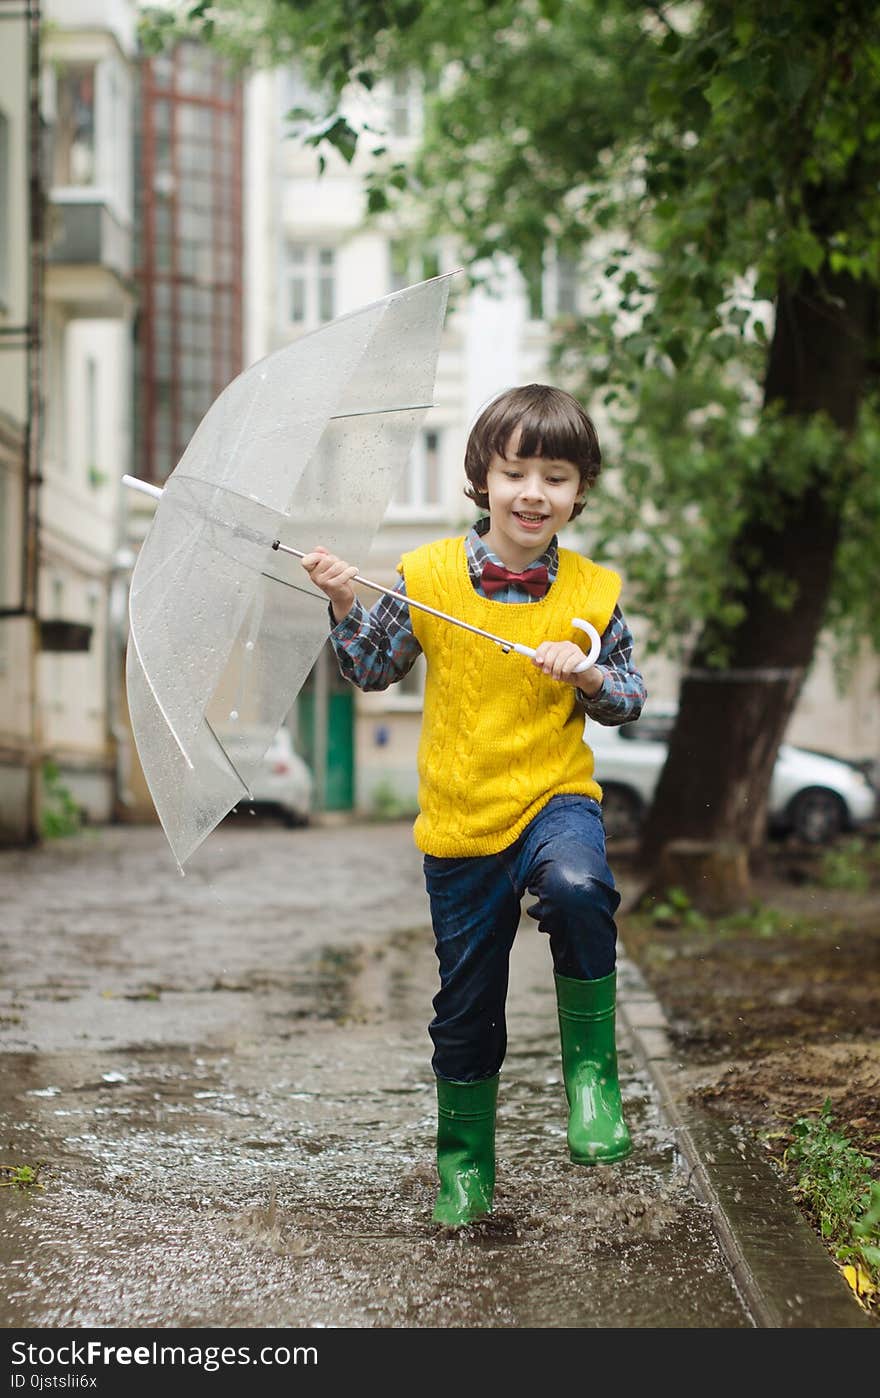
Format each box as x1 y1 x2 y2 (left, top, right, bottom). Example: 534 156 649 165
423 794 620 1083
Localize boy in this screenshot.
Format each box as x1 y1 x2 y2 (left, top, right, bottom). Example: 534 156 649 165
302 384 646 1227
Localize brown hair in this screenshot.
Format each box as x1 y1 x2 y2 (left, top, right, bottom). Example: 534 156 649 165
464 384 601 520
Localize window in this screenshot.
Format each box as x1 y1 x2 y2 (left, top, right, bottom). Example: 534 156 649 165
284 243 336 327
390 429 443 515
525 250 582 322
53 64 96 187
389 239 441 293
388 72 420 139
136 45 243 482
280 62 326 120
105 61 132 214
555 254 580 316
85 356 98 485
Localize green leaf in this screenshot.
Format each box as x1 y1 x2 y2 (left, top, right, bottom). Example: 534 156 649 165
664 335 688 368
323 117 358 164
705 74 738 109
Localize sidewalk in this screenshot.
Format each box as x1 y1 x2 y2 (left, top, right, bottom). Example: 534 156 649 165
615 955 870 1327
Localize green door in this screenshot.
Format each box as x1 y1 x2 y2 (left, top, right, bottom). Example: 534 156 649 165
297 685 355 811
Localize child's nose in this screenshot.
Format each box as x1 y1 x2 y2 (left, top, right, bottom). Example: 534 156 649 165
521 475 546 499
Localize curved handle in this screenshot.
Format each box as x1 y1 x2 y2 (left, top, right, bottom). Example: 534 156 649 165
571 618 602 672
510 617 602 672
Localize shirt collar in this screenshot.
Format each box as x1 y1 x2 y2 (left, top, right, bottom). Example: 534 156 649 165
466 514 559 579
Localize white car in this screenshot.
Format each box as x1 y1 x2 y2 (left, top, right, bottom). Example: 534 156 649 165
587 708 877 843
223 725 313 827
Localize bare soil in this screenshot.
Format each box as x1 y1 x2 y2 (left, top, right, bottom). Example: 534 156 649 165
617 838 880 1174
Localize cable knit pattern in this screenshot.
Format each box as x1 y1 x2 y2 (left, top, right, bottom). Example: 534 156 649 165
399 537 622 856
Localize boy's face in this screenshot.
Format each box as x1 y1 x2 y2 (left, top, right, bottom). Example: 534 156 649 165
482 428 584 570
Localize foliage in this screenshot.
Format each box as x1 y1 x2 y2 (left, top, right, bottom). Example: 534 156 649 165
784 1099 880 1308
817 836 879 892
87 464 108 490
641 885 707 929
0 1162 45 1191
39 762 82 840
368 778 418 820
155 0 880 668
638 887 816 937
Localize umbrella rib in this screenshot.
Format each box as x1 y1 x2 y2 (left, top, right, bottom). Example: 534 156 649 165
128 618 195 771
260 571 326 601
204 716 252 799
329 402 433 420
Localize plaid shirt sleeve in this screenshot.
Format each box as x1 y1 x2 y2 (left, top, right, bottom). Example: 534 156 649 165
575 605 646 726
328 579 421 691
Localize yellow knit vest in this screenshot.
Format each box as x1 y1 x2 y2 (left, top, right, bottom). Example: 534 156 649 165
398 536 622 857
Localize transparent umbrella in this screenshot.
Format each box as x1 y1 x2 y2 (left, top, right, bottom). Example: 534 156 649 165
125 275 454 869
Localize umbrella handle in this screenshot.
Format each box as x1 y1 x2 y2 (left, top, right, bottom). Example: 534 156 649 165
508 617 602 673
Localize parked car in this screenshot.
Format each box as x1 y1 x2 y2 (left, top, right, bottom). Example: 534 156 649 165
587 707 877 843
223 725 313 827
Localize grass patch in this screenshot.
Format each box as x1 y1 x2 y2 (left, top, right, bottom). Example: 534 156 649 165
816 837 880 894
39 762 82 839
636 886 817 939
0 1161 45 1191
782 1099 880 1313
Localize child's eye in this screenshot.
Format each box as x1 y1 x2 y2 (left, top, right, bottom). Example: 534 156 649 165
505 471 522 479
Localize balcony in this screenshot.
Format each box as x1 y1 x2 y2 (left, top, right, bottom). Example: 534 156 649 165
45 197 135 318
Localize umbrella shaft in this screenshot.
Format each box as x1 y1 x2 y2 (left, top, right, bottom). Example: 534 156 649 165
121 475 519 655
272 540 521 654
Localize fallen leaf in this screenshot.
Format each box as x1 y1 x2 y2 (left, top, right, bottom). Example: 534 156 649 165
842 1262 876 1301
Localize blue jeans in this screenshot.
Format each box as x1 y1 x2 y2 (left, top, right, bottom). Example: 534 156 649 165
423 795 620 1082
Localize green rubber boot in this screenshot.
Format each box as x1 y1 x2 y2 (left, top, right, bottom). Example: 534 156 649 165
433 1074 498 1227
555 970 632 1165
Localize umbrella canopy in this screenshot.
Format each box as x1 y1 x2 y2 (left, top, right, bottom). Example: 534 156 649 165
127 274 454 868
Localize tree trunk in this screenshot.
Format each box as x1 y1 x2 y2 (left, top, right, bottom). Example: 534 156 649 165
639 267 877 892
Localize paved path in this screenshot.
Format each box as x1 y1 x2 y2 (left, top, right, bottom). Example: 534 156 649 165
0 820 854 1328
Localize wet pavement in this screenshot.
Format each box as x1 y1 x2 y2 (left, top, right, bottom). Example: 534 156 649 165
0 820 848 1328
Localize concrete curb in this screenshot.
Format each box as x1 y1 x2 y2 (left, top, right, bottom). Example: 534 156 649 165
616 949 873 1329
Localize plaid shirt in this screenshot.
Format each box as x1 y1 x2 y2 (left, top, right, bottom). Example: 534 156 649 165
330 517 646 724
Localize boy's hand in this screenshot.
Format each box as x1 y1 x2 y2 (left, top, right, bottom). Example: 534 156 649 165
301 546 359 623
532 641 604 695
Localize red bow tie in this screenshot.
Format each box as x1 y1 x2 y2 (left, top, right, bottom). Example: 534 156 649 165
480 560 550 598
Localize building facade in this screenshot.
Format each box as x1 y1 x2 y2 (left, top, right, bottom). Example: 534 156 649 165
244 65 577 813
0 0 39 841
0 5 246 841
117 38 244 822
1 0 135 839
37 0 138 825
245 62 879 817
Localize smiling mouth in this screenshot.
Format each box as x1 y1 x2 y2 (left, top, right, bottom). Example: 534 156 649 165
513 511 548 522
